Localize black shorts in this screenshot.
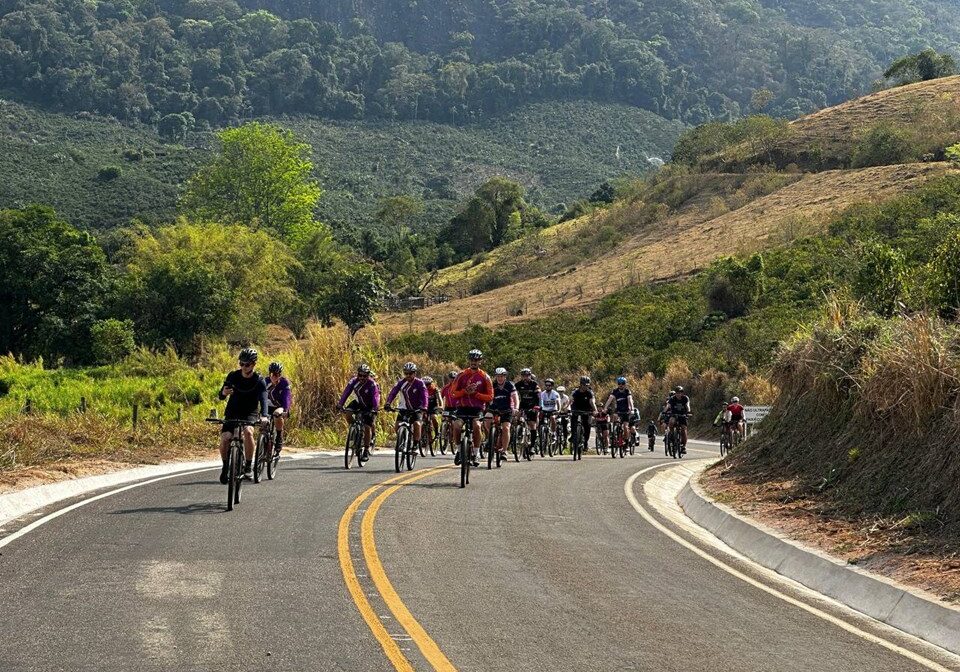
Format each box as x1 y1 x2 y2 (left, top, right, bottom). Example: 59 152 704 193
455 407 483 421
346 400 377 426
397 409 423 423
616 412 632 424
672 414 688 427
541 409 558 418
520 407 538 422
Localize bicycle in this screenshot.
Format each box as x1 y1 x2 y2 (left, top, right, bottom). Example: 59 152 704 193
537 414 554 457
666 414 689 459
512 411 532 462
719 422 731 457
344 409 375 469
486 415 505 470
610 418 626 458
438 410 455 455
423 409 440 457
594 416 609 455
457 413 478 488
208 418 256 511
253 415 281 482
388 408 419 473
556 412 570 455
570 411 591 461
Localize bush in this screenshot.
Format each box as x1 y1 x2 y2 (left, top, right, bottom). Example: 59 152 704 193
90 319 136 364
850 124 915 168
122 149 143 162
97 165 122 181
946 143 960 167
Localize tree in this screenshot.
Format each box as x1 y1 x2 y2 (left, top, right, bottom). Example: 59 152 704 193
158 112 192 143
589 181 616 204
122 220 299 350
704 254 765 318
0 206 110 362
883 49 957 87
182 122 322 238
475 177 526 246
376 195 424 246
90 318 136 364
750 87 774 112
853 242 906 317
319 266 386 336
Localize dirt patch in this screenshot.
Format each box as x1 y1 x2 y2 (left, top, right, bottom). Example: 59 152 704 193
701 465 960 604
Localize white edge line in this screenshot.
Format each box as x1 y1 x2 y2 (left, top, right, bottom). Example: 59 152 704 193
624 464 955 672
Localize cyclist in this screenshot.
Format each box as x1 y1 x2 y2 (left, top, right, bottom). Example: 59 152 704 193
485 367 517 460
557 385 571 448
595 407 610 451
441 371 458 408
727 396 746 441
604 377 635 447
539 378 562 440
514 368 541 450
628 407 642 447
658 390 676 449
646 419 657 451
337 364 380 460
266 361 291 456
450 349 493 467
217 348 269 483
424 376 442 447
665 385 692 454
385 362 428 448
570 376 597 451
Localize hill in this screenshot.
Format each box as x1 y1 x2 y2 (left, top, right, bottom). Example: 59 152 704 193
0 98 681 231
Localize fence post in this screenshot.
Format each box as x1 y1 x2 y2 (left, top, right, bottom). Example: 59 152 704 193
80 397 87 413
176 407 182 423
24 398 31 414
132 404 139 430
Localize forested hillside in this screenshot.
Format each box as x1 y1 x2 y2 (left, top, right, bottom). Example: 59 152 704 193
2 0 959 131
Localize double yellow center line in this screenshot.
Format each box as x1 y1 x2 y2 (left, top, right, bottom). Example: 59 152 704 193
338 466 458 671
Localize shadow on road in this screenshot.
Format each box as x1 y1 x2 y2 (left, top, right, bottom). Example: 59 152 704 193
111 502 225 515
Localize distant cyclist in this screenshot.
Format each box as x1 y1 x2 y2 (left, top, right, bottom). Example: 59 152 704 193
424 376 442 445
539 378 561 439
485 367 518 459
727 396 745 441
217 348 269 483
604 377 635 445
337 364 380 460
441 371 458 408
450 349 493 467
570 375 598 449
557 385 571 446
665 385 692 454
385 362 428 447
266 361 291 456
514 368 541 449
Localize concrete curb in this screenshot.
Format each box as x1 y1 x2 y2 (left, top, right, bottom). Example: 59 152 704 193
0 451 333 529
678 464 960 657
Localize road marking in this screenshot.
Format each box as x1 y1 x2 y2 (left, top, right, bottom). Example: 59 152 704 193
362 471 459 672
624 464 956 672
338 466 452 672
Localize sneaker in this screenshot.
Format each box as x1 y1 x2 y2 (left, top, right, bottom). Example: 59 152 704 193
454 451 462 466
361 447 370 461
219 463 229 484
242 461 253 478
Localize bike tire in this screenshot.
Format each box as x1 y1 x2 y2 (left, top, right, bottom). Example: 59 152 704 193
345 424 359 469
395 426 408 473
254 432 267 483
572 426 581 461
226 440 237 511
459 441 468 488
231 439 243 508
487 429 495 470
406 440 417 471
267 443 278 480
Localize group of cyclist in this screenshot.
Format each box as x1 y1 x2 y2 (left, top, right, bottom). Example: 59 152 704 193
212 346 748 482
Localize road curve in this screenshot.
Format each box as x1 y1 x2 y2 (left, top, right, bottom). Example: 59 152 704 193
0 445 956 671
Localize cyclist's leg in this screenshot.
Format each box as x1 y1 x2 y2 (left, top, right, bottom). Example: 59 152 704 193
472 415 482 450
500 419 511 452
412 412 422 443
218 430 231 461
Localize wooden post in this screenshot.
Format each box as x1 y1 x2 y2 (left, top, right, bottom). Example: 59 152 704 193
209 407 218 419
80 397 87 413
24 398 31 414
176 407 182 423
132 404 139 430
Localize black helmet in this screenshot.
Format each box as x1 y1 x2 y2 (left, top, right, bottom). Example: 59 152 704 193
468 348 483 361
268 361 283 374
239 347 258 364
357 363 371 375
447 371 458 380
579 375 591 385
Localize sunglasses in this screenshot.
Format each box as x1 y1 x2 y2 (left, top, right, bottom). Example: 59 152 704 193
240 362 255 368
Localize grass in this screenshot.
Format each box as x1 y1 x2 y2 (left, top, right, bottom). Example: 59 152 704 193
0 97 683 234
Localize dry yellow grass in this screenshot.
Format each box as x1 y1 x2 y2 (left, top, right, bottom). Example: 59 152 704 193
375 162 956 336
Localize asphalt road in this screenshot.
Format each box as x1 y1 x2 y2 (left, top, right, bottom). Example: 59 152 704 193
0 443 956 672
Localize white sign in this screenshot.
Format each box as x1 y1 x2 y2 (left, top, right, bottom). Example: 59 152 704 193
744 406 772 424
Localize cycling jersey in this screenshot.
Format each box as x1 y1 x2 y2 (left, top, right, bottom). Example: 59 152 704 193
559 394 571 412
450 368 494 410
515 379 540 409
386 377 428 410
609 387 632 413
426 385 441 411
441 382 455 408
339 377 380 410
727 402 744 421
490 380 516 412
267 376 291 412
539 389 561 412
668 394 691 416
220 370 268 421
571 388 595 412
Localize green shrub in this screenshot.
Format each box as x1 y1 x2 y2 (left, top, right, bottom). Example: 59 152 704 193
850 124 915 168
852 243 907 317
90 319 136 364
946 143 960 167
97 165 122 181
122 149 143 162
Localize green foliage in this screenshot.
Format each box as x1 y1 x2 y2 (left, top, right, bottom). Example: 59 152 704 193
182 122 322 238
318 267 386 336
704 255 766 318
90 319 136 364
850 124 916 168
672 115 791 166
97 165 122 181
852 243 907 317
122 221 299 350
925 220 960 316
883 49 958 86
589 181 617 204
946 143 960 167
0 206 110 363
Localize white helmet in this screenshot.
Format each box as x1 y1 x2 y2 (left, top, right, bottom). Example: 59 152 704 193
731 396 740 403
557 386 566 393
495 367 507 375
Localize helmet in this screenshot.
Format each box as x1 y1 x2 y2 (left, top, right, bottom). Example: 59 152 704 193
268 361 282 374
668 390 676 397
239 347 258 364
545 378 554 385
557 386 566 393
403 362 418 373
495 367 507 375
447 371 458 380
422 376 434 385
357 363 371 376
675 386 684 393
616 376 627 385
732 396 740 403
580 375 591 385
520 368 532 375
468 348 483 361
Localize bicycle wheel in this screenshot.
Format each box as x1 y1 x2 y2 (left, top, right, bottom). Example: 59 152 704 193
487 428 496 470
610 426 618 458
395 425 408 473
230 439 243 508
459 440 469 488
439 422 449 454
428 425 437 456
226 439 238 511
254 432 267 483
628 433 635 456
720 432 728 457
267 437 279 480
571 425 582 461
345 424 359 469
406 437 417 471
